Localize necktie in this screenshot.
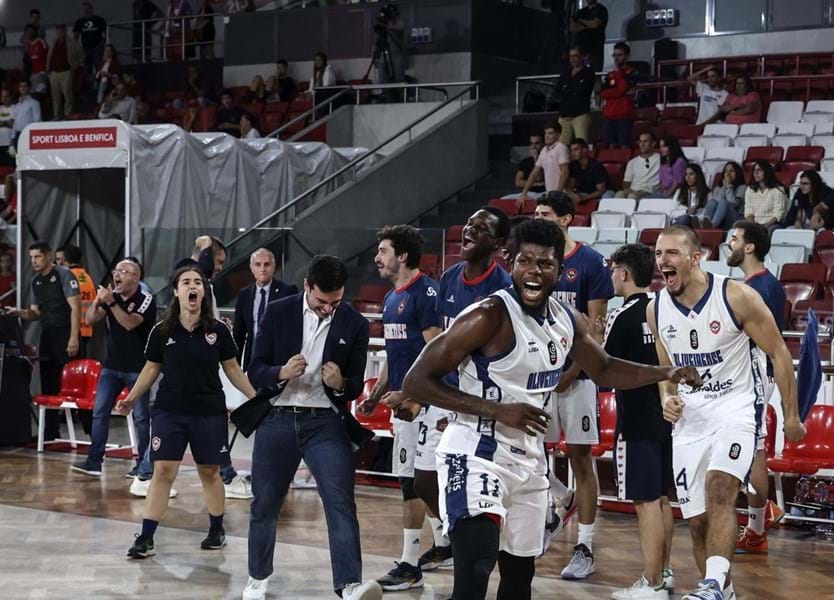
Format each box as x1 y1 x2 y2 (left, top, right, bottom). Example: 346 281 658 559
257 288 267 330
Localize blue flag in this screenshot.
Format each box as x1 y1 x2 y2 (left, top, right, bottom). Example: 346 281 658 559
797 309 822 422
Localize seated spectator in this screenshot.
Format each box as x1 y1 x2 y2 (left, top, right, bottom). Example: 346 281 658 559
744 160 787 231
719 74 761 125
0 89 15 165
688 65 728 126
99 82 137 123
122 72 143 99
566 138 609 209
671 163 710 227
12 80 42 146
243 75 267 104
782 170 832 229
213 90 243 137
518 122 569 209
701 161 746 229
0 251 15 307
659 135 687 197
514 133 545 193
616 132 660 199
310 51 335 93
95 43 122 103
134 97 151 124
556 46 595 145
240 113 260 139
182 100 201 132
274 59 296 101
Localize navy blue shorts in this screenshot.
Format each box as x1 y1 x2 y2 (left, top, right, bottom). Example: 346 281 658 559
149 409 229 465
615 436 673 502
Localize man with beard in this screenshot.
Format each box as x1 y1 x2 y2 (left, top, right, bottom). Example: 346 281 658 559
402 219 700 600
725 221 787 555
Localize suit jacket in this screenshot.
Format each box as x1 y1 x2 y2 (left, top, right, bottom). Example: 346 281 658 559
233 278 298 370
248 292 369 408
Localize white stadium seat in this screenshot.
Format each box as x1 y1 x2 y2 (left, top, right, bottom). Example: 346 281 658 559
819 172 834 187
682 146 706 163
568 226 597 245
804 100 834 116
823 158 834 172
811 133 834 151
597 227 629 243
770 229 815 256
591 212 628 229
777 122 815 138
772 134 808 152
703 124 739 138
592 241 622 259
739 123 776 138
700 261 742 279
630 212 668 230
702 146 745 184
598 197 636 215
734 135 769 150
636 197 679 215
804 118 834 134
766 101 805 125
767 244 808 265
698 136 732 149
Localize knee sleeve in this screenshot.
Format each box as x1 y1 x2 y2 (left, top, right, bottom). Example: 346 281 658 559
399 476 417 501
497 551 535 600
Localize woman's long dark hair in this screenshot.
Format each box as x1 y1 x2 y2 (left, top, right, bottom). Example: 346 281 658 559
158 266 216 338
313 52 328 87
796 170 831 211
674 162 709 209
720 161 745 191
750 159 784 193
659 135 686 166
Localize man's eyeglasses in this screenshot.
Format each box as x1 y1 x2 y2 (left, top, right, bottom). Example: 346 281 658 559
112 269 137 277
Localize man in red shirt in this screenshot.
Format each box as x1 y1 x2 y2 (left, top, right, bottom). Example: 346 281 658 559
49 25 82 120
26 27 49 96
600 42 637 149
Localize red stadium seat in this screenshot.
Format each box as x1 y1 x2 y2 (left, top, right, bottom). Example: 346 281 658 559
695 229 724 260
780 263 826 305
743 146 783 170
262 112 286 135
445 225 463 245
639 228 663 248
241 102 264 119
575 198 599 217
353 301 384 337
353 378 392 432
767 406 834 475
571 213 589 227
264 101 289 114
789 299 834 331
592 392 617 457
33 360 102 452
660 105 696 125
634 106 659 125
597 148 632 165
602 162 626 190
419 254 441 280
355 284 389 304
487 198 521 215
444 254 463 269
519 198 537 215
824 267 834 300
764 404 777 459
813 230 834 269
784 146 825 166
776 169 799 189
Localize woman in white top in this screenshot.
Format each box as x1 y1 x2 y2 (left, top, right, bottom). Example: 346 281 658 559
240 113 260 139
311 52 335 91
701 161 747 229
744 160 788 231
671 162 710 228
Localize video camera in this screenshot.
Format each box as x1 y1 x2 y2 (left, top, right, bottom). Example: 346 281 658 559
374 2 400 35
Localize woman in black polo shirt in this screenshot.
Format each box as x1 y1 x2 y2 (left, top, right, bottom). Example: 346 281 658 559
118 266 256 559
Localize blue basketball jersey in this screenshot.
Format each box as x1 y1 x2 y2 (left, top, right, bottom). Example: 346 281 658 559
745 269 786 377
555 242 613 314
383 272 443 391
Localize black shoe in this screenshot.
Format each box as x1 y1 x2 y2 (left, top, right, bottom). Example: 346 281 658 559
127 534 155 559
200 527 226 550
377 561 423 591
417 544 454 571
125 465 139 479
71 461 102 477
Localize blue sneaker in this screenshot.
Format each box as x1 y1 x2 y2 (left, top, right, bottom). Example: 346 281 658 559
71 461 102 477
682 579 724 600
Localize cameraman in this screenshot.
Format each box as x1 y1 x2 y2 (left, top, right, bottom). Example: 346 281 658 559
98 81 136 124
373 3 406 85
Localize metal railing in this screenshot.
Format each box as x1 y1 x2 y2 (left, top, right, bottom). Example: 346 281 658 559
107 13 222 63
656 51 834 80
514 72 605 114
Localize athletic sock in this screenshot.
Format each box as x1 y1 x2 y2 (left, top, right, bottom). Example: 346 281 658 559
548 471 570 505
704 555 730 590
401 528 422 566
748 505 766 535
429 517 450 548
209 512 224 532
141 518 159 539
577 522 595 553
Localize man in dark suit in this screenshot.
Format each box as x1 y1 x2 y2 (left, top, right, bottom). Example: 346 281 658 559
243 255 381 600
233 248 298 371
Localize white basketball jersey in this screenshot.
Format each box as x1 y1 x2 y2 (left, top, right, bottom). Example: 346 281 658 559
655 273 764 442
437 289 575 473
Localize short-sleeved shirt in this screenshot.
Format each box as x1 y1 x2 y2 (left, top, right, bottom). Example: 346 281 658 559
624 153 661 194
145 320 237 416
26 38 48 74
603 292 670 441
745 270 786 377
105 288 157 373
383 272 442 391
574 2 608 59
723 91 762 125
69 266 96 338
536 142 570 191
31 266 79 330
569 158 608 195
695 82 729 125
73 15 107 50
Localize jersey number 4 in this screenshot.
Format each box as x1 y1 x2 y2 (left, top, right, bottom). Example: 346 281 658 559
675 468 688 491
479 474 500 498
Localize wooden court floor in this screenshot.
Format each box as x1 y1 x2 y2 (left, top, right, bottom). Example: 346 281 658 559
0 447 831 599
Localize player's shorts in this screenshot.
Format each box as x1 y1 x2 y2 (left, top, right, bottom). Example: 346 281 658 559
757 377 775 452
393 420 419 478
546 378 600 445
673 421 757 519
149 408 229 465
437 451 549 557
615 435 673 502
415 406 450 472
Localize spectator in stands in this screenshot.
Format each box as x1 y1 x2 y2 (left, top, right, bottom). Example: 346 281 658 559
719 74 762 125
240 113 260 139
0 89 15 164
242 75 267 104
194 0 217 59
213 90 243 137
21 10 46 83
26 26 49 96
135 98 151 124
49 25 83 120
12 81 42 148
671 163 710 227
98 82 137 124
514 133 545 193
95 44 122 103
165 0 194 60
74 2 108 94
184 65 215 107
689 66 729 126
701 161 746 230
132 0 164 62
556 46 595 145
782 170 832 229
601 42 637 149
274 59 296 102
0 252 14 307
518 121 569 209
182 100 201 132
744 160 787 231
658 135 687 197
311 52 336 92
616 132 660 199
566 138 610 209
569 0 608 73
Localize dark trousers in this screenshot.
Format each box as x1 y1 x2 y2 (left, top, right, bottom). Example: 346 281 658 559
248 408 362 592
86 369 150 468
40 326 70 438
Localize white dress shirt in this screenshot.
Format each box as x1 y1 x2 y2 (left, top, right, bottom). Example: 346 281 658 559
12 96 41 137
251 283 269 342
273 293 333 409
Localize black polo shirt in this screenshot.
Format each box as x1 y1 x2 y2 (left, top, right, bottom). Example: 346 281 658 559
574 2 608 59
31 266 79 330
557 65 595 117
569 158 609 195
603 292 671 441
519 156 546 192
145 320 237 416
105 288 157 373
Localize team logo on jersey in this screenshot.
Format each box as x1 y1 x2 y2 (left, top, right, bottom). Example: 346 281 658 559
729 443 741 460
566 268 578 282
127 302 135 312
662 324 677 340
70 279 79 288
547 341 559 365
50 275 57 283
710 320 721 334
581 416 590 432
399 448 408 464
426 287 437 297
689 329 699 349
527 341 539 353
205 332 217 345
151 436 161 451
447 294 455 303
398 299 407 314
560 337 568 350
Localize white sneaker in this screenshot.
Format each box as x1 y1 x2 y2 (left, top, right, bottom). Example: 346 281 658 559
129 477 178 498
662 568 675 593
225 475 254 500
242 576 269 600
342 581 383 600
539 492 564 558
724 581 736 600
611 575 669 599
560 543 595 580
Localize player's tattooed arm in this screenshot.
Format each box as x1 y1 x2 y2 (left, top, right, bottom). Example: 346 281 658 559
403 299 551 436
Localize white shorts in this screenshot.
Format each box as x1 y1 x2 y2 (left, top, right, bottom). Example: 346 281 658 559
546 379 600 445
393 420 419 478
757 378 775 452
673 421 757 519
437 452 549 557
415 406 450 472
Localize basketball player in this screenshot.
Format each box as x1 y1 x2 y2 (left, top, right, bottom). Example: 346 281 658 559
414 206 512 572
647 225 805 600
359 225 442 591
401 219 700 600
534 191 613 579
725 221 787 553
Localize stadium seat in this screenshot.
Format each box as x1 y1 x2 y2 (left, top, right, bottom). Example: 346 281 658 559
789 299 834 331
699 124 739 148
634 106 659 125
767 101 805 125
591 212 627 229
682 146 706 163
572 214 589 227
767 405 834 477
819 172 834 186
591 241 621 259
810 133 834 153
597 148 632 165
445 224 463 245
262 112 286 135
695 229 725 260
734 134 769 150
777 121 816 138
636 197 678 215
779 263 826 304
703 146 746 184
487 198 521 215
665 123 702 147
419 254 440 280
743 146 783 169
768 244 810 266
739 123 777 139
812 230 834 268
602 162 626 189
631 212 668 229
700 261 734 278
771 229 816 258
33 359 101 453
773 134 809 153
355 285 389 304
639 228 663 248
660 105 696 125
354 378 393 432
784 145 825 167
599 197 636 215
444 254 463 269
596 227 637 243
822 158 834 172
591 392 617 457
804 100 834 117
568 226 597 245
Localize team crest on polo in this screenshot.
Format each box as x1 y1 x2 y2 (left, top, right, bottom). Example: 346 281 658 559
205 332 217 345
398 299 407 314
566 268 578 282
548 341 559 365
151 436 161 451
710 320 721 334
560 337 568 351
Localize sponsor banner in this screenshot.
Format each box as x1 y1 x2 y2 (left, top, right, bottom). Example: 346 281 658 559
29 127 118 150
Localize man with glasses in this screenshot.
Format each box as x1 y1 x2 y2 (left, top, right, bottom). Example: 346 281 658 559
617 132 661 200
514 133 546 194
71 259 157 477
